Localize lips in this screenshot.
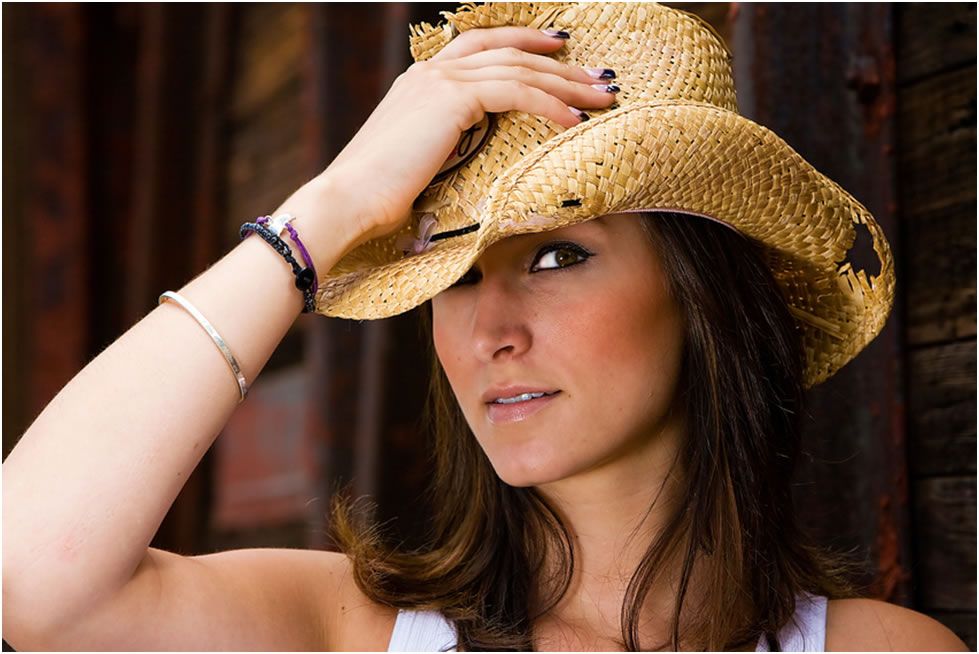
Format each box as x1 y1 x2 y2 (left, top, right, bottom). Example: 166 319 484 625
486 391 561 425
482 385 561 404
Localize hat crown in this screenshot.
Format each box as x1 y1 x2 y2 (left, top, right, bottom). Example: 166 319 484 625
318 2 895 390
402 2 739 236
409 2 738 113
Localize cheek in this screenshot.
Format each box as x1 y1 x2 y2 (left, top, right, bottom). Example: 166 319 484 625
431 311 457 374
567 282 684 420
544 295 612 364
431 303 472 407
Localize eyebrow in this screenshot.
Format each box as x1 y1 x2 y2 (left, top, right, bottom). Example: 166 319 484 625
573 215 608 231
551 215 609 238
491 216 609 254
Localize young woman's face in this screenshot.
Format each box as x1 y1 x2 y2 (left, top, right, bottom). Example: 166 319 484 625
430 214 687 487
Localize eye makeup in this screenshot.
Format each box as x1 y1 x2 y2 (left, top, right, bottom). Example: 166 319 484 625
449 240 595 287
530 241 593 272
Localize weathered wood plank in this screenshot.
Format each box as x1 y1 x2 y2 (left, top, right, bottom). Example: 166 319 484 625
897 63 976 155
230 4 304 120
227 129 306 196
238 2 292 42
212 366 311 530
897 4 976 84
912 476 976 611
898 61 975 346
907 341 976 477
897 65 976 216
228 78 303 157
227 82 304 193
225 3 307 241
227 144 307 234
17 4 91 424
904 200 977 345
1 4 31 457
191 3 234 271
897 5 977 638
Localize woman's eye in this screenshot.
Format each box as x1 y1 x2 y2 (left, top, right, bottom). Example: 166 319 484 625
448 241 593 288
531 242 592 272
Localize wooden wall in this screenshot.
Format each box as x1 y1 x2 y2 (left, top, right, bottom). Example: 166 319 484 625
207 2 318 551
208 2 457 555
2 3 974 649
896 3 977 644
730 3 912 610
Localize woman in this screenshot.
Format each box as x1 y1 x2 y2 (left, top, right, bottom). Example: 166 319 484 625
2 2 968 652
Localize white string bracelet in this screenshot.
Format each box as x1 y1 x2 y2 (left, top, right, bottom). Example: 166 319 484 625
158 291 249 402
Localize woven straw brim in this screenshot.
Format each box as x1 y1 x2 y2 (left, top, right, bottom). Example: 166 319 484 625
316 100 894 389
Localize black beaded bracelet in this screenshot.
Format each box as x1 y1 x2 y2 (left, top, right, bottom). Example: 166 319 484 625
240 221 316 313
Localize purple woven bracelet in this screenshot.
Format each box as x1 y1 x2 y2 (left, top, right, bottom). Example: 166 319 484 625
257 214 318 294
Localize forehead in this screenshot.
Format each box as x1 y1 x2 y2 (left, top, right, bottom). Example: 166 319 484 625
505 213 613 242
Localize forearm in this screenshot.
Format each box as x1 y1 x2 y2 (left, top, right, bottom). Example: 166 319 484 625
2 173 367 626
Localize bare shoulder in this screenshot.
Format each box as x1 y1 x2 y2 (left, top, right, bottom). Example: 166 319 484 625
316 550 399 652
826 598 970 652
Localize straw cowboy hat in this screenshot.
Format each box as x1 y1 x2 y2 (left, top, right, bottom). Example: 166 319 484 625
313 1 895 388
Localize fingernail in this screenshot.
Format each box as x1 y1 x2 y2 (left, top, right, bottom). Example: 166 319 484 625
541 29 570 39
591 83 620 93
568 106 590 121
585 68 616 80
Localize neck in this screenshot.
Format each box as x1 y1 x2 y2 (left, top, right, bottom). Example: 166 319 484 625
530 415 702 647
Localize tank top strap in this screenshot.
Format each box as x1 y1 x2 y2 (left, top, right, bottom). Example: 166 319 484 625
387 607 458 652
756 591 828 652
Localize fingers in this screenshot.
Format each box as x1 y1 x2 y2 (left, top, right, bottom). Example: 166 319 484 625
429 25 568 62
447 65 617 115
445 45 605 87
420 25 618 129
467 79 590 129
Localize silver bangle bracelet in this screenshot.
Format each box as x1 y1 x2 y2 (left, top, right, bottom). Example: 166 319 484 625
158 290 249 402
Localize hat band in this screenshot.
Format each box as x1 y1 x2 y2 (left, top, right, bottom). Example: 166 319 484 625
430 222 480 242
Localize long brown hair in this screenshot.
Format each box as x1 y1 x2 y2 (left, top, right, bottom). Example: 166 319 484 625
329 211 869 651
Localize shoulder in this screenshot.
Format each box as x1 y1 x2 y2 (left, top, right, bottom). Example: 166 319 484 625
313 550 399 652
825 598 969 652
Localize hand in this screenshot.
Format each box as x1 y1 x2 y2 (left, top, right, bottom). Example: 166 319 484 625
319 26 617 244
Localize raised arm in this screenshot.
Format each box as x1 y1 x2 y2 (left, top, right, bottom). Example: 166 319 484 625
2 24 615 651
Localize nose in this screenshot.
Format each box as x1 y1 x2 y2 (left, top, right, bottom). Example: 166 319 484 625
470 276 533 363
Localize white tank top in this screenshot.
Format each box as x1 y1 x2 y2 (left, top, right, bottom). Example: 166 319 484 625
388 591 828 652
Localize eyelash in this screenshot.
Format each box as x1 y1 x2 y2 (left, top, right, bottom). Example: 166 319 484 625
450 241 594 287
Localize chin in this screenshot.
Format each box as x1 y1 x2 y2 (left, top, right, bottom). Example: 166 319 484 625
481 442 578 489
493 466 556 488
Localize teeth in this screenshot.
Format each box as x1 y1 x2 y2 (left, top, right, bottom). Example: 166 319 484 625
494 391 549 404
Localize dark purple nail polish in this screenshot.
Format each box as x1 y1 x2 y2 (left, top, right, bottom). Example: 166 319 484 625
585 68 616 80
541 29 571 39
